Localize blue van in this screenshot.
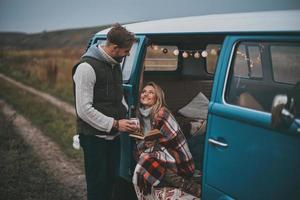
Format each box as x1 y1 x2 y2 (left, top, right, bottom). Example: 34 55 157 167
88 10 300 200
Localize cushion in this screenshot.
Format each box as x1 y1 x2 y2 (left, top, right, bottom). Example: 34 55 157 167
178 92 209 120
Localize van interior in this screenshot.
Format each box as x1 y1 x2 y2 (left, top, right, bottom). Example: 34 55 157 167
136 34 225 171
141 34 225 109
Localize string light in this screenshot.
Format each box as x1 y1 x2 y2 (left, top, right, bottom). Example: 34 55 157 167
210 49 217 56
150 44 221 59
201 50 208 58
179 49 210 59
173 49 179 56
194 51 201 59
153 45 159 50
182 51 189 58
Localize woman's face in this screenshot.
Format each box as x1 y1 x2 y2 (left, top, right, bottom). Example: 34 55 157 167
140 85 157 108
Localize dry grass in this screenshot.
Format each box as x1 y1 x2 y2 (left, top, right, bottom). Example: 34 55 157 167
0 48 84 103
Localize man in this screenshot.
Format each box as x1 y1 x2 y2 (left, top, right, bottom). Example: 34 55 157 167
72 24 137 200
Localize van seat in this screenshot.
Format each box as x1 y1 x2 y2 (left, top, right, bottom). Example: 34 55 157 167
237 92 264 111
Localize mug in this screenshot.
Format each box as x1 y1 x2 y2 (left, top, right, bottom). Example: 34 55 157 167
130 118 140 132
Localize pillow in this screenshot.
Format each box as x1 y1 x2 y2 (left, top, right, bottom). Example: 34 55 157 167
178 92 209 120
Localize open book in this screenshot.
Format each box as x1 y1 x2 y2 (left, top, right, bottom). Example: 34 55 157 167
129 129 162 141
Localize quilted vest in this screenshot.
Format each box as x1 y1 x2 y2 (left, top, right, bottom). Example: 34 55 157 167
72 56 127 135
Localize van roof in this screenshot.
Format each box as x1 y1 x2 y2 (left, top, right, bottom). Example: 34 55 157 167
97 10 300 35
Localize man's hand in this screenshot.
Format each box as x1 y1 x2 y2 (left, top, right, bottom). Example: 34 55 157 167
118 119 139 133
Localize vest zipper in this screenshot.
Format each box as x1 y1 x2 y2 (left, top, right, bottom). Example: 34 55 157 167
112 65 117 105
104 63 109 96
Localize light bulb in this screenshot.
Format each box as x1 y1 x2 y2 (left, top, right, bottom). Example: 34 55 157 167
210 49 217 55
194 51 200 59
153 45 159 50
173 49 179 56
182 51 189 58
201 50 208 58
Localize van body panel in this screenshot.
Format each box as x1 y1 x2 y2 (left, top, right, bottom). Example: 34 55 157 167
202 183 235 200
202 35 300 200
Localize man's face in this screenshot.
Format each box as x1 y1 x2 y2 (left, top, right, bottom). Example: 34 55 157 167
112 45 132 63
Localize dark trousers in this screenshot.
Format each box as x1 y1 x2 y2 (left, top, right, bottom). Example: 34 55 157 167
80 134 120 200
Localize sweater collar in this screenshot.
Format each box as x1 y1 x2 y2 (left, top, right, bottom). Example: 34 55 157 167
139 107 152 118
98 45 119 66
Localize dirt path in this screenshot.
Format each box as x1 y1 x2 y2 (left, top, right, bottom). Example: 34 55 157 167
0 100 86 199
0 73 76 116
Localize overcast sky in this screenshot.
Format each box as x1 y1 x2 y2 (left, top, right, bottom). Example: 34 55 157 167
0 0 299 33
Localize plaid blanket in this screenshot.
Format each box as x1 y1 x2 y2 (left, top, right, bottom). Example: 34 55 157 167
133 107 195 193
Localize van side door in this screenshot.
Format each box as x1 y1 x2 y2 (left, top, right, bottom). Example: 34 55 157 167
202 35 300 200
119 35 148 180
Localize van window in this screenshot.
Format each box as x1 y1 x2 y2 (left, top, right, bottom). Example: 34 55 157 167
144 45 178 71
225 42 267 112
271 44 300 84
206 44 221 74
122 42 138 81
233 44 263 78
226 41 300 112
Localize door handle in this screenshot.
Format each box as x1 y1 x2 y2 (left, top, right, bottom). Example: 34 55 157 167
208 138 228 147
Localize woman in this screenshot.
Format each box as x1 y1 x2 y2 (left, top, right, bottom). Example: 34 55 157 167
132 82 201 199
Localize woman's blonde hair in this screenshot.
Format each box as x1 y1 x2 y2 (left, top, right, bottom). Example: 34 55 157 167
136 82 168 132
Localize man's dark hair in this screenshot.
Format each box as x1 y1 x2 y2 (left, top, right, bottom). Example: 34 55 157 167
107 23 136 48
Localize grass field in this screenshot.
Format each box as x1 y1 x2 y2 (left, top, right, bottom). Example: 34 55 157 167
0 48 83 103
